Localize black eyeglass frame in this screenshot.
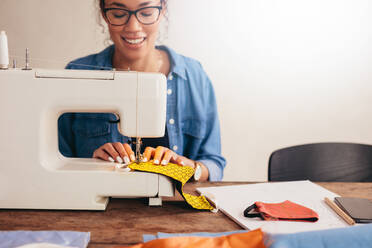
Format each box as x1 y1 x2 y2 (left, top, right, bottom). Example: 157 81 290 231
103 6 163 26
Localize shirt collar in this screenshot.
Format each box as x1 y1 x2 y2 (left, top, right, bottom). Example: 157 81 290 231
157 45 187 80
97 45 187 80
95 45 114 70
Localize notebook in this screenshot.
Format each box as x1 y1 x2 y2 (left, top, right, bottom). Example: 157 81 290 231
334 197 372 223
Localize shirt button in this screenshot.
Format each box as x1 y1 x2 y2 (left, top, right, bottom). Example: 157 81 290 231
167 89 172 95
169 119 175 125
173 145 178 151
168 74 173 80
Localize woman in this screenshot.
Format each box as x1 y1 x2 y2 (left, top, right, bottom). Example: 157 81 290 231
58 0 225 181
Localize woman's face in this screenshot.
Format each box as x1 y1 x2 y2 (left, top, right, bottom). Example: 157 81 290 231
102 0 164 61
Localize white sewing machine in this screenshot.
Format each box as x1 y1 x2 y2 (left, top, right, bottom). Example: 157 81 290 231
0 67 175 210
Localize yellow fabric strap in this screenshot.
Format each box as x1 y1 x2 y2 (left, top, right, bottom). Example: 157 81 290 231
128 162 214 210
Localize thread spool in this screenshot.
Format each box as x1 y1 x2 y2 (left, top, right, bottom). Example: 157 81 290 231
0 31 9 69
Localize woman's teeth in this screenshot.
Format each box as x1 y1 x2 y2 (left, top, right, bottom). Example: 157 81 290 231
124 37 145 44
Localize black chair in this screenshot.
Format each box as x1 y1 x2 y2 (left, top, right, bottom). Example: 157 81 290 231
268 143 372 182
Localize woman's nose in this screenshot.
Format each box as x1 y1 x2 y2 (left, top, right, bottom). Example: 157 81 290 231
125 14 142 31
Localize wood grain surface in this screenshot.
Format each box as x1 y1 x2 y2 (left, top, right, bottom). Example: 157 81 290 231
1 182 371 247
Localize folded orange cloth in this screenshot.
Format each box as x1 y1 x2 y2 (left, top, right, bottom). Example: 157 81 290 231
244 200 319 222
120 229 266 248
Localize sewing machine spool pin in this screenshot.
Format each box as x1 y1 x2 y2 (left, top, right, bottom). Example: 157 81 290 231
22 48 32 70
0 31 9 69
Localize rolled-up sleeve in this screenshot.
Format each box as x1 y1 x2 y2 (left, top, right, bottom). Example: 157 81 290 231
195 66 226 181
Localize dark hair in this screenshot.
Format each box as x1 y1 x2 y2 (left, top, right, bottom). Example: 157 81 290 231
99 0 167 11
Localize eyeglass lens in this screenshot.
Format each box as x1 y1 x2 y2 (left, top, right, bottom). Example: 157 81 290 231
106 7 161 25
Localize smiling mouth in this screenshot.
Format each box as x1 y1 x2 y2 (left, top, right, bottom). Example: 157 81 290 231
122 37 146 45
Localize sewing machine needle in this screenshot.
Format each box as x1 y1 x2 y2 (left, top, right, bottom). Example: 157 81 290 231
135 137 142 163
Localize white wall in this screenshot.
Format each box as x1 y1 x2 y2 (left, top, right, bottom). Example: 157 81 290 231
1 0 371 181
0 0 107 68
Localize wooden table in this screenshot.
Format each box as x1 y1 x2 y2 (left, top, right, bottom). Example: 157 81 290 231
1 182 371 247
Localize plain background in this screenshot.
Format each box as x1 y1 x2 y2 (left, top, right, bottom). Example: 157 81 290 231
1 0 371 181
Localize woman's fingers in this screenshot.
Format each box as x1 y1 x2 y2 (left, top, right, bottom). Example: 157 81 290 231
102 143 120 162
93 143 116 162
170 156 185 166
161 149 174 165
93 142 135 164
93 143 194 168
153 146 166 164
143 147 155 162
112 142 129 164
92 143 194 169
170 155 196 168
93 147 111 161
92 143 194 168
176 157 186 166
124 143 136 162
142 146 174 165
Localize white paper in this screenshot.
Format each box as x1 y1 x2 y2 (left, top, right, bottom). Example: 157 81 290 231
197 180 349 234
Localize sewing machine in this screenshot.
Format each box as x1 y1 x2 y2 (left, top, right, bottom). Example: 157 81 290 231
0 67 175 210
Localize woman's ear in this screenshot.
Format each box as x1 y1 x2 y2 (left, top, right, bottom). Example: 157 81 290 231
159 2 167 20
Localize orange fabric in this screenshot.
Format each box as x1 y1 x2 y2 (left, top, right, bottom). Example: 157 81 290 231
119 229 266 248
255 200 319 222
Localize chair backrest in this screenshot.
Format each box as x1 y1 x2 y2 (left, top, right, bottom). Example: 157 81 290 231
268 143 372 182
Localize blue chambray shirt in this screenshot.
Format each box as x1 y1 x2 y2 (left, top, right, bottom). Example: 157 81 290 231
58 45 226 181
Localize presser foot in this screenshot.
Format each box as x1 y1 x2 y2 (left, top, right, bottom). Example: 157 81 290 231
134 137 143 163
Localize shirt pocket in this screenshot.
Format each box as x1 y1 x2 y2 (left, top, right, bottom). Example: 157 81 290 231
181 119 206 139
72 114 112 157
73 116 111 137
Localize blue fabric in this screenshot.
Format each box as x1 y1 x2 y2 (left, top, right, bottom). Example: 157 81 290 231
269 224 372 248
143 225 372 248
58 45 226 181
0 231 90 248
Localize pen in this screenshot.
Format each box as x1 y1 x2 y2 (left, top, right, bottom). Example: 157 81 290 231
324 197 355 225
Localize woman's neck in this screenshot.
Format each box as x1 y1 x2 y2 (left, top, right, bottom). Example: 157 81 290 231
112 48 163 73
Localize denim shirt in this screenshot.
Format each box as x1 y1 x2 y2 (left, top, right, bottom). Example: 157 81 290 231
58 45 226 181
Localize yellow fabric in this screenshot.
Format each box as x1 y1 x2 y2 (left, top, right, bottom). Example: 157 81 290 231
129 162 214 210
120 229 267 248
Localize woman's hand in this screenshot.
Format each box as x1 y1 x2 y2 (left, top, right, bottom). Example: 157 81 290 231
93 144 209 181
142 146 195 168
142 146 209 181
93 142 136 164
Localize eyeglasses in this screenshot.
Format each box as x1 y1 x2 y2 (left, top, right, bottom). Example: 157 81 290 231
103 6 163 26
